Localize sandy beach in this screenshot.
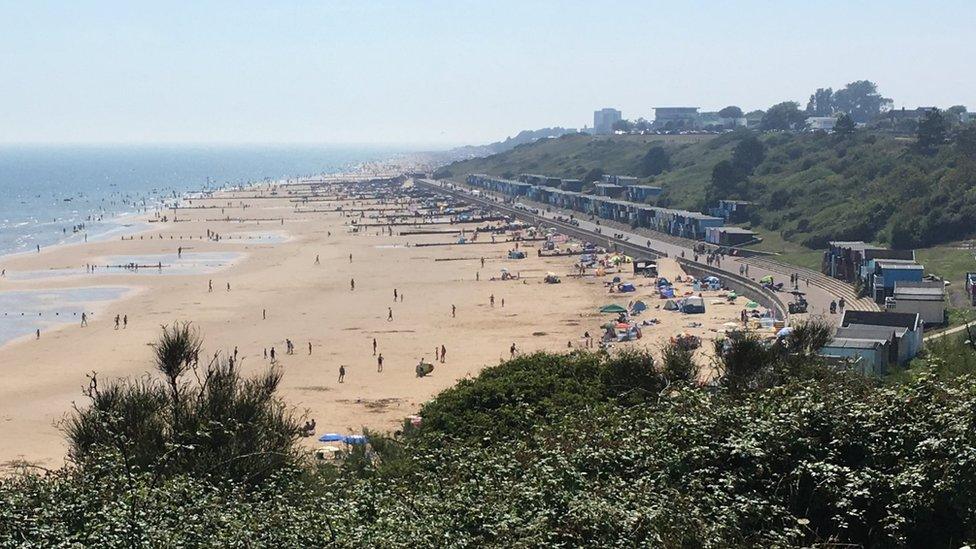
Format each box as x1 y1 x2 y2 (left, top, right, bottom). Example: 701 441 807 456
0 178 742 469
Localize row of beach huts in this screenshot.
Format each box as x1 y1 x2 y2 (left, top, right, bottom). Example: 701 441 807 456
465 173 758 247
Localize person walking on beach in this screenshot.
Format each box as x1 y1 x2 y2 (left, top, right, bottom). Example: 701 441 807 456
480 257 485 268
123 315 127 329
114 315 120 330
490 294 495 307
440 345 446 363
451 304 456 318
377 353 383 372
81 312 88 327
349 253 353 263
350 278 355 291
208 279 213 293
373 338 377 356
264 348 268 360
226 282 231 291
270 347 276 363
387 307 393 321
263 308 267 320
36 329 40 339
338 365 346 383
177 246 182 258
510 343 517 358
394 289 398 301
434 347 439 362
476 272 480 281
314 254 320 265
501 298 505 308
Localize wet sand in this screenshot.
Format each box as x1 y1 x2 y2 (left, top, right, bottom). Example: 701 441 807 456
0 180 740 469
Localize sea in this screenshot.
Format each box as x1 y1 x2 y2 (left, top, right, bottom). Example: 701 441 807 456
0 145 401 258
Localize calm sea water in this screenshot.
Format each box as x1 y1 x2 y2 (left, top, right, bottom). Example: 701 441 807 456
0 145 399 257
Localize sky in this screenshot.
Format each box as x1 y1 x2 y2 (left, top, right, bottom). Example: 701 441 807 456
0 1 973 147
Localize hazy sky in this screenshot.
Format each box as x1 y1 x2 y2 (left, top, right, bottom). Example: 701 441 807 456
1 1 973 147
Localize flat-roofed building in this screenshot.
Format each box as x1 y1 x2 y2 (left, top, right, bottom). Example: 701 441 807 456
653 107 700 129
887 281 947 326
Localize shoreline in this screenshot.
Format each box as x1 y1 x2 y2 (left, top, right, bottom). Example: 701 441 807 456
0 173 743 469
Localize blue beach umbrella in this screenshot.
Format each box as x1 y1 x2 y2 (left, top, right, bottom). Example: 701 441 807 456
318 433 345 442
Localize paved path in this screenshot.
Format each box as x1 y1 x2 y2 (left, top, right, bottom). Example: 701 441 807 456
423 180 867 324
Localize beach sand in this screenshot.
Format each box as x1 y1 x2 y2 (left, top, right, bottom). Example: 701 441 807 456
0 181 740 469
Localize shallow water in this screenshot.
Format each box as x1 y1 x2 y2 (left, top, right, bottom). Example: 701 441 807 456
0 286 131 346
7 251 243 280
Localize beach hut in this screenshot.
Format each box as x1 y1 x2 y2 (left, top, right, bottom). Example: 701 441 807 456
681 296 706 314
600 304 628 314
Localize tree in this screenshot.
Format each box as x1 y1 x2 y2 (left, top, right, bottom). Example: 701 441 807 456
956 125 976 160
638 146 670 177
832 80 892 123
731 135 765 173
806 87 834 116
611 119 633 133
761 102 806 131
634 118 651 133
947 105 969 127
916 108 949 154
834 113 856 137
718 106 743 119
583 167 604 183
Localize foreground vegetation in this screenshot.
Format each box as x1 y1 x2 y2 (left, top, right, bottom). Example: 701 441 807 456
4 323 976 546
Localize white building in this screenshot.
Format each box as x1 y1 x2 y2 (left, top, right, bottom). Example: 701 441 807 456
806 116 838 131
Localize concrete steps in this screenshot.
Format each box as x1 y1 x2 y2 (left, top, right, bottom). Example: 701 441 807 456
741 257 881 312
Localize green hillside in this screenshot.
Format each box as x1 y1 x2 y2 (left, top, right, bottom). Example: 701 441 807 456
436 127 976 252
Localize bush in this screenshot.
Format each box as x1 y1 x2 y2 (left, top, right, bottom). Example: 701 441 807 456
64 323 308 483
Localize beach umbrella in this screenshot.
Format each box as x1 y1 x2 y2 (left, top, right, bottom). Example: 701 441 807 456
318 433 345 443
746 301 760 309
599 304 628 314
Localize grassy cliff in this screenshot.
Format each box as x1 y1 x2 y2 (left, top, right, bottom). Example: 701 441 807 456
436 128 976 253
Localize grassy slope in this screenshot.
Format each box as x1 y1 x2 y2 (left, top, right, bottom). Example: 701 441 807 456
437 133 716 181
438 130 976 290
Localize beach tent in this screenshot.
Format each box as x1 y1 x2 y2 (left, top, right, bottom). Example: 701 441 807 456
630 300 647 314
681 296 706 314
657 277 671 287
600 304 628 314
663 300 679 311
659 286 675 298
612 276 621 283
318 433 345 443
618 283 636 292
